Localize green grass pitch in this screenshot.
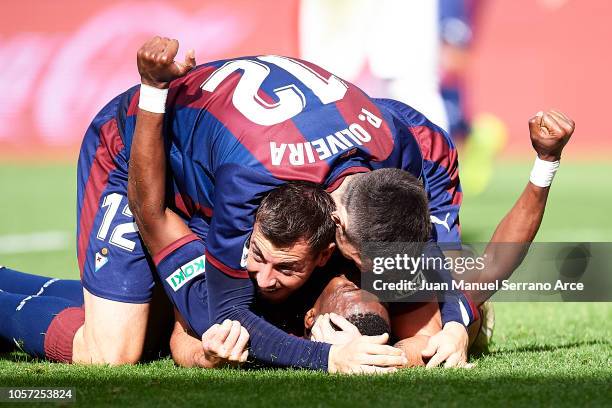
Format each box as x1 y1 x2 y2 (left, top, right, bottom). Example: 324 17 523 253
0 161 610 407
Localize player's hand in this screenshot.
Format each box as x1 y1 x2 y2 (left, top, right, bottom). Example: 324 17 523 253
310 313 362 345
137 36 196 89
328 333 407 374
196 320 249 368
421 322 473 368
529 110 575 161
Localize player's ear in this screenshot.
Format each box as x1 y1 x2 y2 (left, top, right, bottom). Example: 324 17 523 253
304 308 316 331
331 211 349 241
316 242 336 267
331 211 344 230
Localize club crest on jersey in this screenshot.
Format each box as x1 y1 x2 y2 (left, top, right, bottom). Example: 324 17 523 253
166 255 206 291
94 248 109 271
270 108 382 166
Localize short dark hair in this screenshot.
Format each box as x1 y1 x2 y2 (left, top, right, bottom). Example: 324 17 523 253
343 169 430 248
346 312 390 338
256 181 336 255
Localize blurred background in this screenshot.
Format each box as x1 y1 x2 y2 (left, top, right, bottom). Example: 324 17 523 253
1 0 611 276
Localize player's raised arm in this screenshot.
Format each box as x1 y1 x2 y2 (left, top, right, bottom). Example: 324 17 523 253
127 36 196 255
129 37 219 365
467 110 575 304
422 111 574 367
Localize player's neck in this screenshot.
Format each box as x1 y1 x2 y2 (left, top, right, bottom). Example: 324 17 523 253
329 174 356 210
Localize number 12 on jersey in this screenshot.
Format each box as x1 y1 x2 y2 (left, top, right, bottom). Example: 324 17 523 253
201 55 348 126
96 193 138 252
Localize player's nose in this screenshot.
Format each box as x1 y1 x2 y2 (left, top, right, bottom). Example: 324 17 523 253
255 264 277 289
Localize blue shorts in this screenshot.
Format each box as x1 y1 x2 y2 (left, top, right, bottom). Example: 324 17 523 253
75 91 157 303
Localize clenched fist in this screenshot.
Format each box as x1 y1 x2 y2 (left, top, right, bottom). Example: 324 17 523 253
137 36 196 89
529 110 575 161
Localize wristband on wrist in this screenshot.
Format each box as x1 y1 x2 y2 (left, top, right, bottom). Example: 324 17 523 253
138 83 168 113
529 156 560 187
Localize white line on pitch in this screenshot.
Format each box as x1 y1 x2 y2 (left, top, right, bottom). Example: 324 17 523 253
0 231 72 254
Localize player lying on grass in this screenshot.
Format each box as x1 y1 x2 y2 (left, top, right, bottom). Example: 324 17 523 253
167 243 504 369
0 36 574 371
302 273 491 368
303 275 452 368
229 272 487 368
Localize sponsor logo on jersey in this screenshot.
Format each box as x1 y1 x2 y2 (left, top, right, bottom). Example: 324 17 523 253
269 108 382 166
430 213 451 232
166 255 206 291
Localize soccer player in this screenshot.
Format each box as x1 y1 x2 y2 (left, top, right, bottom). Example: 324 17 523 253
303 273 482 368
304 274 451 367
0 266 443 368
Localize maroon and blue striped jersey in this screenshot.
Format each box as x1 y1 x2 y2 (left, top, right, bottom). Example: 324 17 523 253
119 56 461 275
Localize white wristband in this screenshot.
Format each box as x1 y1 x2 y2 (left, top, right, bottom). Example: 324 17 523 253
529 156 559 187
138 83 168 113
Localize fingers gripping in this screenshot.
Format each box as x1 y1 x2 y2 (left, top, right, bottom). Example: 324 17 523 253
137 36 196 88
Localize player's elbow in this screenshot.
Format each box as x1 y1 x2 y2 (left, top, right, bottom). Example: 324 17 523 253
126 182 144 222
169 320 208 368
126 178 157 224
170 335 217 369
169 340 195 368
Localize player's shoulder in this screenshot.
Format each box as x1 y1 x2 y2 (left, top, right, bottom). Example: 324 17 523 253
373 98 434 128
375 98 455 148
